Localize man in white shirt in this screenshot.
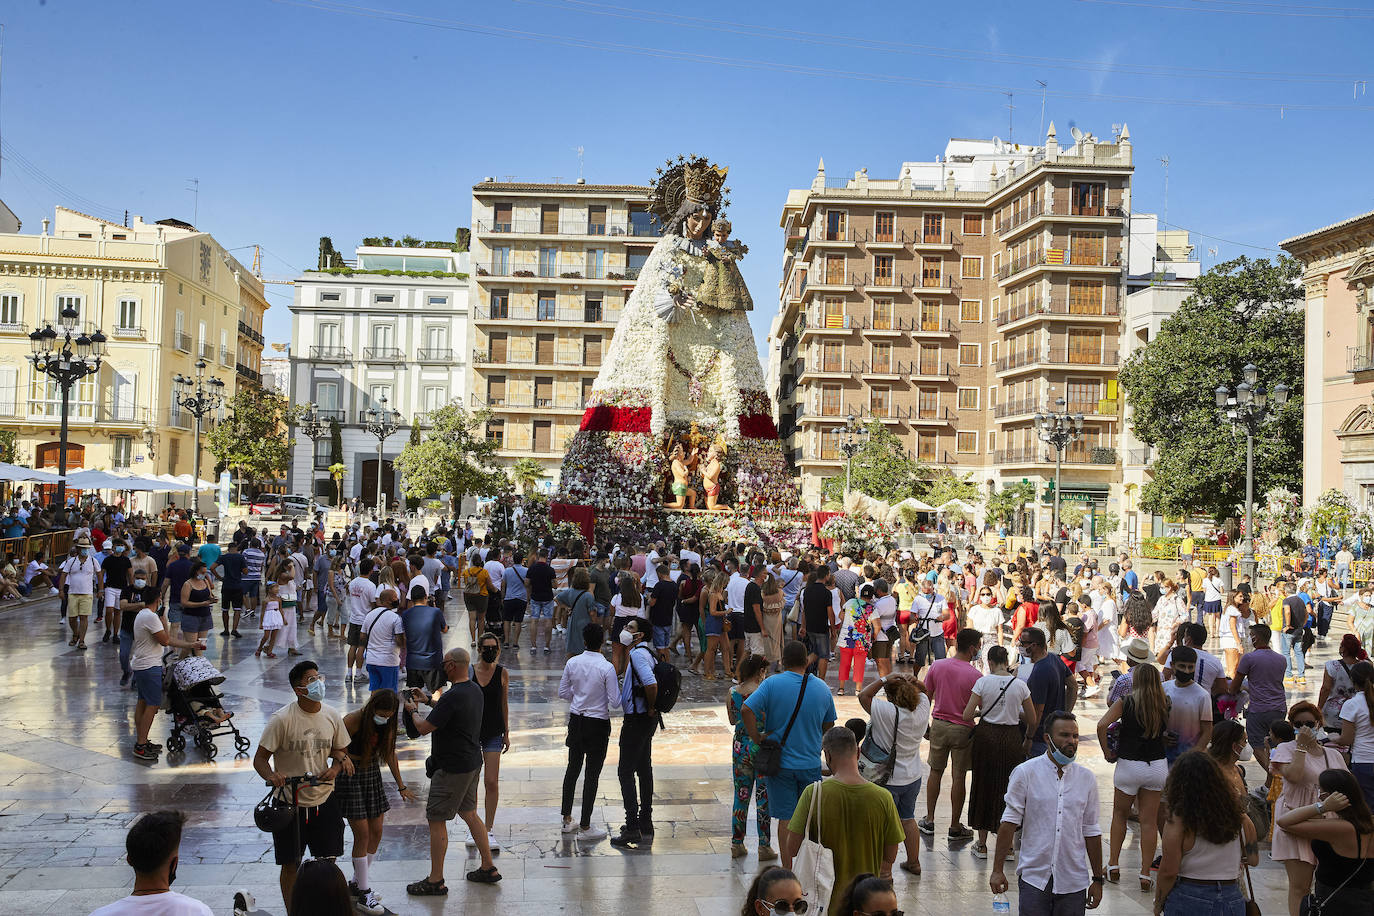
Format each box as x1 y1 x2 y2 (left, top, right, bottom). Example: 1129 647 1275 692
644 541 663 589
990 711 1104 913
87 810 213 916
679 539 702 574
60 536 100 649
870 578 899 677
362 589 405 693
346 558 380 683
908 577 950 673
557 622 621 840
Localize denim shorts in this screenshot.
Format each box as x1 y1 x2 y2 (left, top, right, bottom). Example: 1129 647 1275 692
167 602 183 625
242 580 260 599
766 766 822 821
652 625 672 648
132 666 163 705
481 734 505 753
528 599 556 620
885 777 923 820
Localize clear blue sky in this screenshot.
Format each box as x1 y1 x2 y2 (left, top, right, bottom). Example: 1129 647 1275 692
3 0 1371 355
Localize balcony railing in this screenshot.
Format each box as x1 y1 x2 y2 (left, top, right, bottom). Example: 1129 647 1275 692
995 294 1121 326
996 250 1120 281
1350 346 1374 373
309 409 346 423
474 262 641 282
993 397 1040 419
475 219 660 239
237 320 265 344
363 346 405 362
475 304 622 324
1127 448 1153 465
472 349 594 369
236 363 262 384
111 325 145 339
1 402 154 425
174 332 192 352
198 343 214 359
996 348 1119 372
472 392 587 411
309 346 352 362
416 347 454 363
911 360 959 380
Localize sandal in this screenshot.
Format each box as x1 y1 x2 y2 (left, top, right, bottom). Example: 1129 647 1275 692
466 865 501 884
406 878 448 896
1139 873 1154 891
899 860 921 875
1106 865 1121 883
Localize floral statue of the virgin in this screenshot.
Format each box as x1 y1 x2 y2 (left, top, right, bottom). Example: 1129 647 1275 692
559 155 798 515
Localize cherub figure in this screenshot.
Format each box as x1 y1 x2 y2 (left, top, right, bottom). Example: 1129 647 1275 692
701 440 727 511
696 218 753 312
664 441 698 510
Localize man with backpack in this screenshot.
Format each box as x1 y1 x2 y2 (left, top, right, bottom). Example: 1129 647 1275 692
611 619 666 849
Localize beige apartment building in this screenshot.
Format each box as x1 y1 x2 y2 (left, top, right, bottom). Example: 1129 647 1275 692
468 179 657 489
0 207 267 488
772 126 1134 523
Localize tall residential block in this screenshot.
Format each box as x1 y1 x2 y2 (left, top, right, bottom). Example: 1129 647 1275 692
772 125 1134 526
468 179 657 491
0 207 265 488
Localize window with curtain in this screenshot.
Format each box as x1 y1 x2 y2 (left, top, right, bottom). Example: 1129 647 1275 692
871 342 892 374
874 212 895 243
117 298 138 329
872 299 893 330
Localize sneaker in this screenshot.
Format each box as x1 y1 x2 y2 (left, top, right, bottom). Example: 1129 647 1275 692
101 631 111 643
357 889 384 915
757 844 779 862
609 827 642 849
543 647 551 655
488 832 501 851
971 842 988 859
917 818 935 836
948 825 974 840
561 819 579 835
220 630 230 636
577 825 607 841
132 744 158 760
1085 684 1101 698
530 646 537 655
48 586 58 596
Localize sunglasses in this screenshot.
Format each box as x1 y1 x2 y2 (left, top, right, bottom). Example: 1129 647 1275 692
1294 720 1319 729
762 900 810 915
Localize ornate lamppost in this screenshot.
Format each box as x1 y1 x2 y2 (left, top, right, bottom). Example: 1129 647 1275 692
29 304 105 518
1035 397 1084 550
364 395 401 514
839 414 869 497
297 404 328 498
172 360 226 518
1216 363 1289 581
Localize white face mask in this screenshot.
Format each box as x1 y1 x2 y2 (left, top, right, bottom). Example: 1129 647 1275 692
618 629 635 646
1237 744 1254 762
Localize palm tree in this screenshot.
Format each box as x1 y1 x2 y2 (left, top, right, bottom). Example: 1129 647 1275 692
510 458 543 495
329 463 346 507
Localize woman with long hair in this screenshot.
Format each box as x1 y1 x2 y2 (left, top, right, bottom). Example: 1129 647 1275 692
1098 662 1169 889
963 644 1035 859
1010 585 1039 646
1220 589 1252 678
859 672 931 876
610 571 644 673
1155 750 1258 915
1321 634 1369 733
473 632 510 852
760 572 785 668
740 867 802 916
1272 701 1351 915
1035 600 1076 658
674 561 702 668
335 689 412 913
1206 719 1253 806
835 873 897 916
1275 768 1374 915
968 584 1002 651
727 653 775 861
701 571 731 681
1338 660 1374 810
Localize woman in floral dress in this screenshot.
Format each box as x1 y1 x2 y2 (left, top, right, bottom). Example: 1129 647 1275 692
726 654 776 862
836 583 878 696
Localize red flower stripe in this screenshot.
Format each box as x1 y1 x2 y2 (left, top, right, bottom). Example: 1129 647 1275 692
738 413 778 440
579 405 652 434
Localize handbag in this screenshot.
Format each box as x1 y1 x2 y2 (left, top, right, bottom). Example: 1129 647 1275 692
1240 827 1262 916
755 675 809 778
858 706 901 786
794 779 835 916
1300 825 1367 916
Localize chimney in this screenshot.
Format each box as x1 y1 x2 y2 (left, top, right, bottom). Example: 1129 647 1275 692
41 218 50 236
811 158 826 193
1045 121 1059 160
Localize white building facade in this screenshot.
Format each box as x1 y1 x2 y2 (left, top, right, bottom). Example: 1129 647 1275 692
287 245 471 506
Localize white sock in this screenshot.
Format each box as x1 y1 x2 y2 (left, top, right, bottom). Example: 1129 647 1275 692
367 853 375 866
352 855 368 890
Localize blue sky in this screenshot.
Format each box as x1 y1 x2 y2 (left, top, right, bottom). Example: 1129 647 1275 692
2 0 1372 355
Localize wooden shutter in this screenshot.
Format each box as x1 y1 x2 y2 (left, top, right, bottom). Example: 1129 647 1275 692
536 333 555 364
533 420 552 451
488 333 508 363
488 375 506 405
541 205 559 234
584 335 602 366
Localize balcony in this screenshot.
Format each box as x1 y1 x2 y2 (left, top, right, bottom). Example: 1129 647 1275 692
471 349 598 372
363 346 406 362
996 199 1126 241
996 250 1122 285
1127 447 1153 466
993 397 1040 420
798 307 858 337
235 363 262 384
474 219 660 240
471 392 586 413
111 325 145 340
1349 346 1374 374
198 343 214 360
474 261 642 284
310 346 352 362
416 347 455 363
995 295 1121 328
310 408 346 423
219 347 232 366
995 347 1119 375
237 320 265 345
993 445 1118 466
174 332 192 352
475 304 622 325
802 271 864 296
2 402 155 427
910 361 959 383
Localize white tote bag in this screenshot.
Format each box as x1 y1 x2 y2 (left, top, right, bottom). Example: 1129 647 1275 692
794 778 835 915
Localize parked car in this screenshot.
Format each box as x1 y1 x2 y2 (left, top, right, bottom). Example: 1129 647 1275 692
249 493 282 515
280 495 314 517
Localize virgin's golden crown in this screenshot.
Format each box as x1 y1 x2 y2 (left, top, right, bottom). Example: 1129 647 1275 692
684 161 728 207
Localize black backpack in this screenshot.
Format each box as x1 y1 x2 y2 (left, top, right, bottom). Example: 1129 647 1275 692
630 645 681 720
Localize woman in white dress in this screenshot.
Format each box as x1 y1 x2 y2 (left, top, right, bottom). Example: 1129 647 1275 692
1153 578 1188 657
1218 590 1253 678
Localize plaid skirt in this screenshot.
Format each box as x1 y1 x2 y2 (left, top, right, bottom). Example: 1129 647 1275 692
336 757 390 821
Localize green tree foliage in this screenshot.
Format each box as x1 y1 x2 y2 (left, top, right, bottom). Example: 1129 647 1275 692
328 462 346 506
821 421 927 505
393 403 502 505
317 237 344 270
328 418 343 466
0 429 18 464
510 457 543 495
1118 256 1303 522
987 480 1036 526
921 469 981 508
205 387 301 490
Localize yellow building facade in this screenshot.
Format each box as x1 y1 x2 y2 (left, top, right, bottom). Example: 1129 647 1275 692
0 207 267 489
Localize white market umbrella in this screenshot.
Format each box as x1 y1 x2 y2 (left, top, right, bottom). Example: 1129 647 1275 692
938 499 978 513
153 473 217 491
0 462 62 483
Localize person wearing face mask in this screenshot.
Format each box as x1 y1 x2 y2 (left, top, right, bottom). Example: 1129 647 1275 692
217 540 247 639
1348 588 1374 651
254 660 355 910
610 618 660 849
989 711 1105 914
1269 703 1348 916
740 866 804 916
334 689 414 915
471 633 510 853
59 536 99 650
361 589 406 694
118 570 161 687
101 539 134 644
86 810 212 916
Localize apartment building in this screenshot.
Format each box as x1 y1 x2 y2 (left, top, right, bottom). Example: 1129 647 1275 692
0 206 264 485
287 243 470 506
469 179 657 489
772 125 1134 526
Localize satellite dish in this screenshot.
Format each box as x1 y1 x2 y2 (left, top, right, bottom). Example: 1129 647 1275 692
992 136 1003 153
1070 126 1085 143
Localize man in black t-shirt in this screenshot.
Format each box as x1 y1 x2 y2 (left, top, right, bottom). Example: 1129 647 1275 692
526 549 558 656
647 565 678 661
742 564 768 660
217 541 248 637
405 648 499 888
100 542 134 643
800 569 834 679
1044 547 1067 576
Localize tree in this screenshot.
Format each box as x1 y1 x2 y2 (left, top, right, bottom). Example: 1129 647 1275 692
0 429 17 464
987 480 1035 527
317 237 345 270
510 457 544 495
205 387 302 495
393 403 502 507
821 421 927 506
328 418 343 467
920 469 980 508
328 462 346 506
1118 256 1303 523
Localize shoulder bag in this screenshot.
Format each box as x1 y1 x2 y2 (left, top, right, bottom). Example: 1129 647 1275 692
858 704 901 786
794 779 835 916
1299 827 1366 916
755 675 809 778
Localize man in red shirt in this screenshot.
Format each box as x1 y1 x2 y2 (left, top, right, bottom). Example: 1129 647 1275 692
918 628 984 841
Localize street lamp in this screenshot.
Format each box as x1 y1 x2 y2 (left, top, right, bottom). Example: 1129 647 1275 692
1216 363 1289 581
1035 397 1084 550
364 395 401 514
29 304 105 518
172 359 226 518
297 404 329 497
839 414 869 496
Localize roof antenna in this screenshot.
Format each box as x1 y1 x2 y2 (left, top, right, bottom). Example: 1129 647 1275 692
574 145 585 182
186 178 200 226
1003 91 1014 143
1157 156 1169 226
1036 80 1047 140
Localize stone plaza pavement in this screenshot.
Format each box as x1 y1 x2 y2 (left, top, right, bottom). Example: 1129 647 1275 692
0 594 1304 915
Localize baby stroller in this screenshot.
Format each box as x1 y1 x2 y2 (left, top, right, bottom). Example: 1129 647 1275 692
163 655 252 759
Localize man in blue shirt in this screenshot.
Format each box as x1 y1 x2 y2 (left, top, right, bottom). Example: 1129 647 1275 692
611 618 659 849
742 639 837 870
403 583 448 694
1119 559 1139 599
500 551 529 650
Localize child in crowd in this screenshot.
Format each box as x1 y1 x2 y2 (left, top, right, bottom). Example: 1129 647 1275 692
256 583 282 658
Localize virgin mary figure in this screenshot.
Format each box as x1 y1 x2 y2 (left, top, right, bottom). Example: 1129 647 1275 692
559 156 797 515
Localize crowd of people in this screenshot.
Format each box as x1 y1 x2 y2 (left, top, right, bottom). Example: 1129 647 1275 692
46 502 1374 916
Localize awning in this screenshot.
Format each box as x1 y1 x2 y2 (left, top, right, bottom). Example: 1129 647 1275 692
0 463 62 483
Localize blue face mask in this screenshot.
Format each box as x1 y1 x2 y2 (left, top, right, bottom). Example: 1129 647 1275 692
372 714 391 726
304 679 326 702
1048 736 1076 767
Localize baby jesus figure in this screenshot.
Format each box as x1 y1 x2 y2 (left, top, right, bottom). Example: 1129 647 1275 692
696 218 753 312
